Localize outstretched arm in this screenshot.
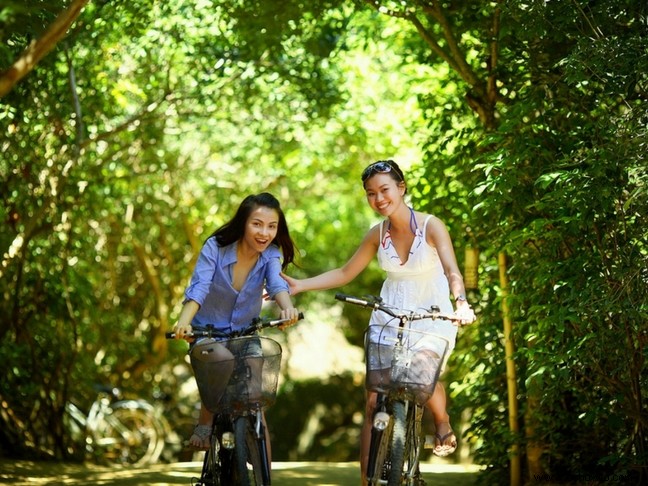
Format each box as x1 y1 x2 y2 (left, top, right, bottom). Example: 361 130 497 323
282 225 380 296
426 216 476 325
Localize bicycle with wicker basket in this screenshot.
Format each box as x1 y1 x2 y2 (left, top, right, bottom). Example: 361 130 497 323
166 313 302 486
335 293 459 486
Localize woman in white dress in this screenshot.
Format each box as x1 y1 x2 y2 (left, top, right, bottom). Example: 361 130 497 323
282 160 475 484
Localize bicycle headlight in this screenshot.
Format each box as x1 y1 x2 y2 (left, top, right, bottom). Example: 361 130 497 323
221 431 235 449
373 411 390 431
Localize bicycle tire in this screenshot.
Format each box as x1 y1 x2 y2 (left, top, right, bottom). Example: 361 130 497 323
92 403 163 466
234 416 265 485
388 401 407 486
247 419 269 485
403 404 423 485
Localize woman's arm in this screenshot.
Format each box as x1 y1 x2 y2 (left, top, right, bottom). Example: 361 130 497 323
274 290 300 327
426 216 476 324
282 225 380 296
172 299 201 340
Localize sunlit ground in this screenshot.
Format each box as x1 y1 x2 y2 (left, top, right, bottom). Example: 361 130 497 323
0 460 482 485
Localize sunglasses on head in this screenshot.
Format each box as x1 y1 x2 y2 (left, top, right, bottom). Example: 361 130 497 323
361 161 396 182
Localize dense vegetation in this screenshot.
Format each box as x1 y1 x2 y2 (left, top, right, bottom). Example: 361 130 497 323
1 1 646 484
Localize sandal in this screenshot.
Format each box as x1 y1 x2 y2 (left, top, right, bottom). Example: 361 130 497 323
432 423 457 457
188 424 212 450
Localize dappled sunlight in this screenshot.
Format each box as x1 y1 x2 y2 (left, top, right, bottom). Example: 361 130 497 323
1 460 481 486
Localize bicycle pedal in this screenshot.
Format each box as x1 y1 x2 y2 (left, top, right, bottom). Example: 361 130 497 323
424 434 436 449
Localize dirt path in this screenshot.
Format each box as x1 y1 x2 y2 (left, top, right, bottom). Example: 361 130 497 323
0 460 481 485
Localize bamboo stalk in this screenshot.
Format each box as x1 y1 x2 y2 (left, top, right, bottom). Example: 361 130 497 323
498 252 521 486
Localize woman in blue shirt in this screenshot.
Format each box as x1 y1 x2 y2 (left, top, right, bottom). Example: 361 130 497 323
172 192 300 449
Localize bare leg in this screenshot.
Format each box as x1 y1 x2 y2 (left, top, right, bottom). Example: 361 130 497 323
360 391 377 486
189 341 234 449
424 381 457 456
189 403 214 449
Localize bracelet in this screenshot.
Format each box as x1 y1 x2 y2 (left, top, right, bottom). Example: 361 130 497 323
455 294 467 302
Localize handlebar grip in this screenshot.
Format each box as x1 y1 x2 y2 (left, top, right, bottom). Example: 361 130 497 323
335 293 371 307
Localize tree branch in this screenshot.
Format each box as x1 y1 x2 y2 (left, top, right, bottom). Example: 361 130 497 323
419 2 481 90
0 0 90 98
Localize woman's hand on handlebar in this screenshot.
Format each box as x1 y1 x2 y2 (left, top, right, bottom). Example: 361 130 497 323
453 301 476 326
172 322 194 341
278 307 300 330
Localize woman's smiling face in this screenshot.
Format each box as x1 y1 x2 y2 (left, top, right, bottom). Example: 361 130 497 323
242 205 279 252
364 173 406 216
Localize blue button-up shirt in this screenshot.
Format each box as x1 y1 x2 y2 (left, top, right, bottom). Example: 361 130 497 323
184 237 289 333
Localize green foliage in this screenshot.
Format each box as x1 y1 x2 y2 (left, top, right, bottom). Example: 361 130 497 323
1 1 646 483
0 0 423 461
429 2 648 483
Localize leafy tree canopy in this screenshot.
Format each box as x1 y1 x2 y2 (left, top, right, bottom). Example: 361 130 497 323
0 1 646 482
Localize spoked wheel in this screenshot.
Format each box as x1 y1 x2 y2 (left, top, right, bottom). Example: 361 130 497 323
388 401 407 486
234 416 265 485
92 404 163 466
199 431 221 486
197 419 237 486
403 405 424 485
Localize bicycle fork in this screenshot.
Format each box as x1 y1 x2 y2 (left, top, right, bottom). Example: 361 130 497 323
253 409 272 485
367 394 391 484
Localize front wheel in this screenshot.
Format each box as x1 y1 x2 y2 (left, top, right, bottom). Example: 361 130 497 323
388 401 407 486
403 404 423 485
234 416 265 485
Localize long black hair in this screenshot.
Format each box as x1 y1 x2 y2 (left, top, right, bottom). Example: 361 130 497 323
208 193 296 269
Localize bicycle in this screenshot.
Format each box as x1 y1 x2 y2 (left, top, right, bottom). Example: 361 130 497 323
64 384 169 466
335 293 460 486
166 313 303 486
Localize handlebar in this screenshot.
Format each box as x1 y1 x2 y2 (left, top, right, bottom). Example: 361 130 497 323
335 293 459 323
165 312 305 340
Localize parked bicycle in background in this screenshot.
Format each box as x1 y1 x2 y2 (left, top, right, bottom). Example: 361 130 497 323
336 293 463 486
64 384 175 466
166 312 303 486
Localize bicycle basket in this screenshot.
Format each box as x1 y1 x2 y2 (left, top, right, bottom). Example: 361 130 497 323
364 324 449 403
190 335 282 413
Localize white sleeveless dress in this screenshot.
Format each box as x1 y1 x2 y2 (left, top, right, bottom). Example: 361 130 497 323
367 215 457 368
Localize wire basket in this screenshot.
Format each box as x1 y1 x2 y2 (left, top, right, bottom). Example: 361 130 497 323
190 335 282 413
365 324 449 404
